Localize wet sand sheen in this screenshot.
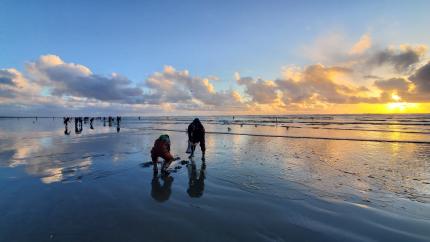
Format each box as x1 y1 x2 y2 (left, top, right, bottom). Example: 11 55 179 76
0 117 429 241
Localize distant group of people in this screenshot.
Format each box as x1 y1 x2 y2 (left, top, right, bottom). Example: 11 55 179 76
63 116 121 135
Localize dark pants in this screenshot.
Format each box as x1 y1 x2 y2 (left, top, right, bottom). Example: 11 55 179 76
191 139 205 153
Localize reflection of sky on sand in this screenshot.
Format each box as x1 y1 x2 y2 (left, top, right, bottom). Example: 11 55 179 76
2 135 93 184
199 126 430 216
0 118 135 184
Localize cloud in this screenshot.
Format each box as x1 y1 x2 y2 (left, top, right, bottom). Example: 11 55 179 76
349 34 372 55
26 55 144 103
235 64 375 106
302 32 350 64
0 69 17 86
366 45 427 73
370 62 430 103
144 66 243 107
373 77 412 102
276 64 373 104
409 61 430 93
374 77 411 92
237 77 278 104
0 68 41 102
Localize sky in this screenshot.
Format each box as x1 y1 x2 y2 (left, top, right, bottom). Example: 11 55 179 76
1 0 430 116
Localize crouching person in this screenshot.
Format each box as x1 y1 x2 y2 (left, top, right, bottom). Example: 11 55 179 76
151 134 174 173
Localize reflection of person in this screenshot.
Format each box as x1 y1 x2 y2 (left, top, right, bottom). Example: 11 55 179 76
90 117 94 130
64 117 71 135
187 118 205 159
74 117 83 134
151 134 174 172
64 125 71 135
187 160 206 198
151 170 173 202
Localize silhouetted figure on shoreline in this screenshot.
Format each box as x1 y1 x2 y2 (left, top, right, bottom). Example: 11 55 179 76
187 118 206 159
103 117 106 126
108 116 113 127
75 117 83 134
187 160 206 198
90 117 94 130
63 117 70 126
116 116 121 132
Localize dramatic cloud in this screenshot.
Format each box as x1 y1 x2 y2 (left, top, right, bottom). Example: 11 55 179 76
145 66 243 108
26 55 144 103
237 77 278 104
234 64 379 108
277 65 373 104
409 62 430 93
1 55 246 115
366 45 427 73
374 78 411 92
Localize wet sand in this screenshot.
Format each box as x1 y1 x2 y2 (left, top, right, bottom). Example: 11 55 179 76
0 117 429 241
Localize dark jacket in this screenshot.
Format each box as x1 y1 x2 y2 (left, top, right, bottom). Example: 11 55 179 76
188 119 205 143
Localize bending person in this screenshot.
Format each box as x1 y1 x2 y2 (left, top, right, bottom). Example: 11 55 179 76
187 118 206 159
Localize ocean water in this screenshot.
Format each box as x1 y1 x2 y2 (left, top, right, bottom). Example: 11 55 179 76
0 115 429 241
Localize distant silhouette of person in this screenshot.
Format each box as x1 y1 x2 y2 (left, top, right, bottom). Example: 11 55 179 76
151 134 174 172
90 117 94 129
187 118 205 159
63 117 70 126
75 117 83 134
187 160 206 198
116 116 121 132
103 117 106 126
108 116 113 127
151 170 173 202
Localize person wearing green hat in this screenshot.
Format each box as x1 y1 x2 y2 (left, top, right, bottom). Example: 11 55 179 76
151 134 174 172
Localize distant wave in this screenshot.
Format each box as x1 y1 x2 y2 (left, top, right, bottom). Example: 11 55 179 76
125 120 430 135
141 128 430 144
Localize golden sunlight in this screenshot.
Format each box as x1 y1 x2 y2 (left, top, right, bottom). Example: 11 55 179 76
391 93 401 102
386 102 418 112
